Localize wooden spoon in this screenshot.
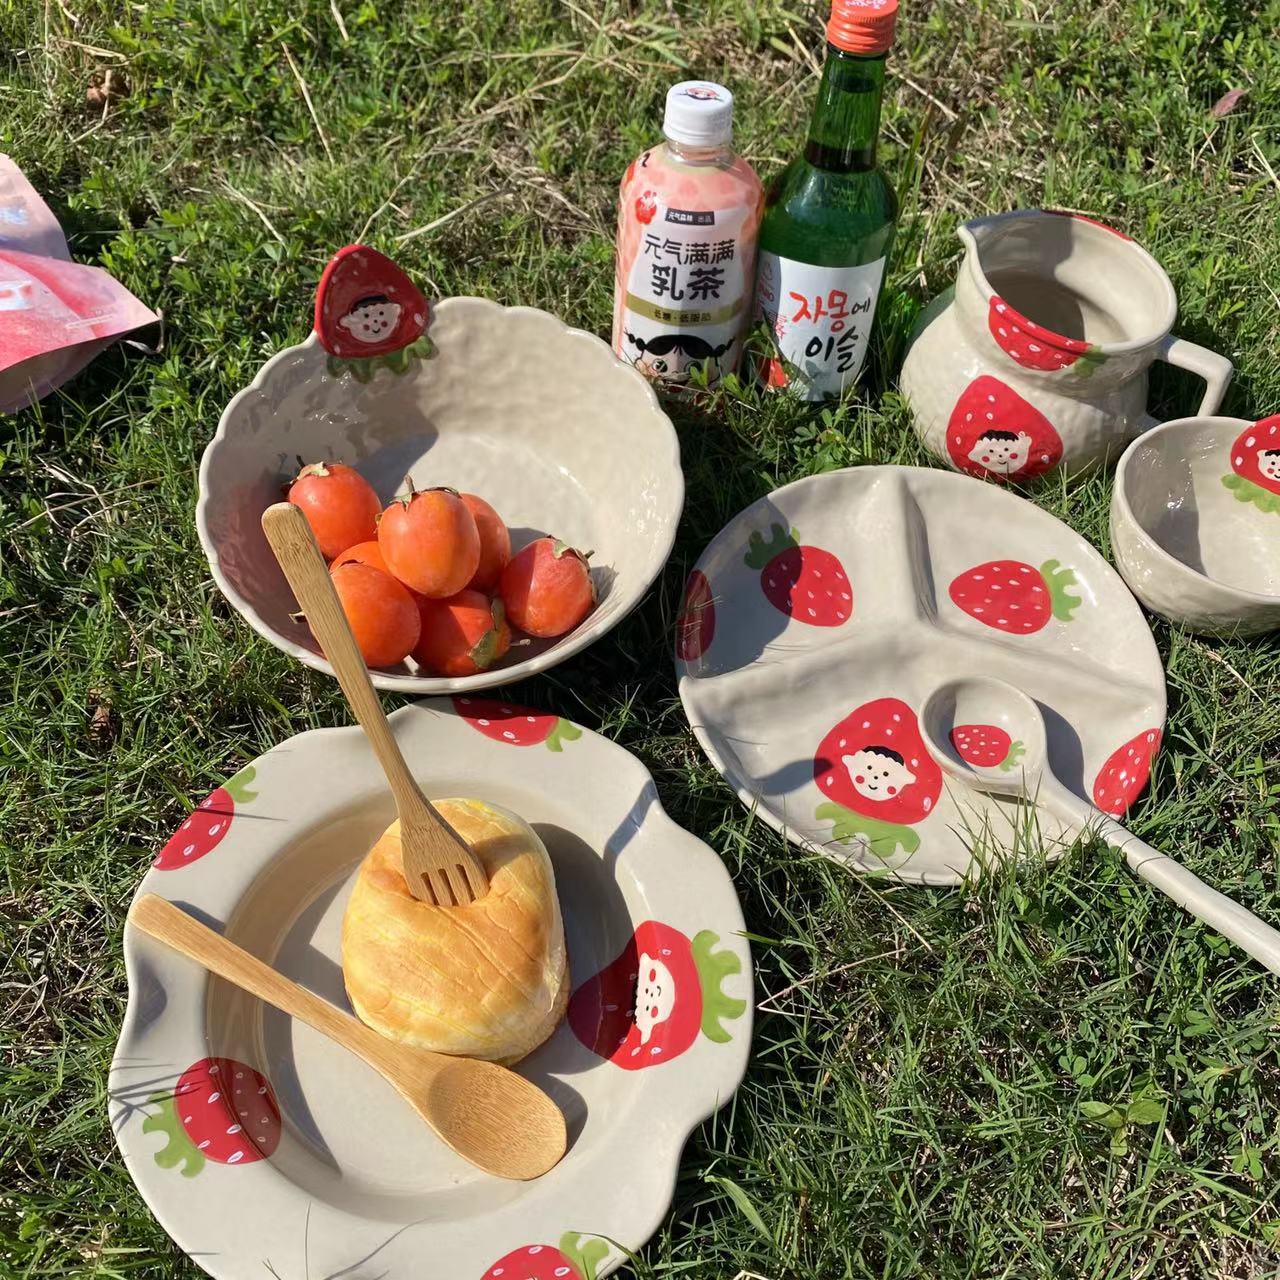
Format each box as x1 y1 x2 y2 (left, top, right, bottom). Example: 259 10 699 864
261 501 487 907
130 894 566 1179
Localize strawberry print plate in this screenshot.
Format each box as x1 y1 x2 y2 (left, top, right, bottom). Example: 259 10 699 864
111 698 750 1279
676 465 1166 884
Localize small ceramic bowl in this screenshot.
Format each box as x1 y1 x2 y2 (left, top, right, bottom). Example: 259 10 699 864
1111 415 1280 636
111 697 751 1279
198 298 684 691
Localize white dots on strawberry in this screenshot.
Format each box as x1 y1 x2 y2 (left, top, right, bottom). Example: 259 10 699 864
1092 728 1161 817
675 569 716 662
481 1233 609 1280
142 1057 281 1177
152 766 257 871
946 376 1063 482
950 724 1025 772
451 697 582 752
1222 415 1280 515
948 559 1081 635
568 921 745 1070
813 698 942 859
987 297 1103 374
314 245 429 361
743 523 851 626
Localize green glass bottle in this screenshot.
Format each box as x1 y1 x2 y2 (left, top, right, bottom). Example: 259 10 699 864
754 0 899 400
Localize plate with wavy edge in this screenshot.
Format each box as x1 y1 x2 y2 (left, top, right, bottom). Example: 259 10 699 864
676 465 1166 885
197 298 684 692
110 697 750 1279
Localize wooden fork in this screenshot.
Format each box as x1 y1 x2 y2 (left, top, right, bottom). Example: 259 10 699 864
261 502 488 906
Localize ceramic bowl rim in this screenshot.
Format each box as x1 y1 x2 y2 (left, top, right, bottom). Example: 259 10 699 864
195 300 685 693
111 699 752 1278
1113 415 1280 607
960 208 1178 356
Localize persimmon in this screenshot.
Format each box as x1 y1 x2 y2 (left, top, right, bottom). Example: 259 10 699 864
331 540 389 574
329 563 420 667
287 462 380 560
499 537 596 638
461 493 512 593
414 590 511 677
377 483 480 598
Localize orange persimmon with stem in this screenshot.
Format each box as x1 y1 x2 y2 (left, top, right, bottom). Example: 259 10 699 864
329 562 421 667
414 590 512 677
499 537 596 638
377 480 480 598
287 462 381 560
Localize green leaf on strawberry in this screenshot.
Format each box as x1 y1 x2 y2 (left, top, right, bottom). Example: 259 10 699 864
815 803 921 858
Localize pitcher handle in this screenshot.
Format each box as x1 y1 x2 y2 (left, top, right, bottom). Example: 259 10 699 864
1155 334 1234 419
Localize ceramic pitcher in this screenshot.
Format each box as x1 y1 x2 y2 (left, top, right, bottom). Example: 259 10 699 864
900 209 1233 482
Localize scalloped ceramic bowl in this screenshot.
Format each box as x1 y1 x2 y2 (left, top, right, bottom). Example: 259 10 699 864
1111 415 1280 636
198 298 683 691
110 697 751 1279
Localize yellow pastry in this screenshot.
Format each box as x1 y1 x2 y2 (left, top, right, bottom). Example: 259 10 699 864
342 797 568 1064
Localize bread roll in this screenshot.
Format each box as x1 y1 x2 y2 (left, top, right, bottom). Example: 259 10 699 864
342 798 568 1064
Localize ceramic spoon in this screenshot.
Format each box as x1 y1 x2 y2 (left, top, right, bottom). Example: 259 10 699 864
129 894 566 1179
919 675 1280 976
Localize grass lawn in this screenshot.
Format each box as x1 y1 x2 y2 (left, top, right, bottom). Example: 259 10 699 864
4 0 1280 1275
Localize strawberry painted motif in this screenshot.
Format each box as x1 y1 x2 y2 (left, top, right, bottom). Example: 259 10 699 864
635 190 658 225
814 698 942 858
987 297 1104 374
950 724 1025 771
1092 728 1161 817
946 376 1064 482
568 921 746 1070
153 766 257 870
1222 415 1280 515
675 569 716 662
452 696 581 751
743 524 851 626
949 559 1081 635
142 1057 281 1177
481 1233 609 1280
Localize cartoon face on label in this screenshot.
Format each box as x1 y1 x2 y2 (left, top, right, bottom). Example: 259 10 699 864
968 429 1032 476
624 330 731 384
337 294 403 345
634 952 675 1045
1259 449 1280 483
841 746 917 802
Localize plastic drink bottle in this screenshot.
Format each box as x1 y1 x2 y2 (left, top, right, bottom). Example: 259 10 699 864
755 0 899 399
613 81 763 387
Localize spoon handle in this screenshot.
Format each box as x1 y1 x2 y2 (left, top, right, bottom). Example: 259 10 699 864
129 894 406 1067
1039 778 1280 976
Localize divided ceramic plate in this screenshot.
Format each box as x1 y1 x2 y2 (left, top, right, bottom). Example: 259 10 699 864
111 699 750 1279
677 465 1166 884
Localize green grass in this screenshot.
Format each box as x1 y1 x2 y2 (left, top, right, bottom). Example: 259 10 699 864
3 1 1280 1276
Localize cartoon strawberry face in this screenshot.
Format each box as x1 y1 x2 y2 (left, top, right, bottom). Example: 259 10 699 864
950 724 1025 771
337 295 402 345
987 297 1102 374
949 559 1080 634
568 921 745 1070
142 1057 281 1177
947 376 1063 482
451 697 582 751
635 190 658 225
314 245 429 360
743 524 851 626
1092 728 1161 817
481 1233 609 1280
813 698 942 858
153 767 257 870
1222 416 1280 514
675 569 716 662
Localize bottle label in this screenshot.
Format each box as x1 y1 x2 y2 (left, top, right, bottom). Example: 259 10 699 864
617 199 750 387
755 252 887 399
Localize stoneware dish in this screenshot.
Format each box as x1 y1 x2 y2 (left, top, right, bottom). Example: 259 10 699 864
1111 414 1280 636
675 465 1166 884
198 297 684 692
111 697 751 1280
901 209 1233 481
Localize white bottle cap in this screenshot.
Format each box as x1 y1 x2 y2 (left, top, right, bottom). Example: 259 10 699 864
662 81 734 148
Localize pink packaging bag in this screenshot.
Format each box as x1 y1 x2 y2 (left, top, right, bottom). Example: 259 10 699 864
0 155 159 413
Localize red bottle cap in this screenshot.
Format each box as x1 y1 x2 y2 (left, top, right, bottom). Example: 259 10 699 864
827 0 898 55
